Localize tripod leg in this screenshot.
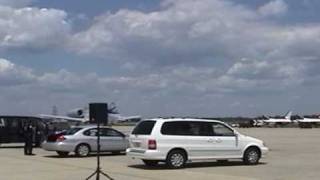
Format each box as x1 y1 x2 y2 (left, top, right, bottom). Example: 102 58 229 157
85 170 97 180
100 170 114 180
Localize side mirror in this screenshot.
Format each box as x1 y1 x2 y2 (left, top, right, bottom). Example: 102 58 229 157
121 133 126 138
233 131 239 136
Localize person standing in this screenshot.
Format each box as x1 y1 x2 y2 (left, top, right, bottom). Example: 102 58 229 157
23 122 35 155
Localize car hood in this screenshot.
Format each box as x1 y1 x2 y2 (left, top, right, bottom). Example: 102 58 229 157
240 134 263 144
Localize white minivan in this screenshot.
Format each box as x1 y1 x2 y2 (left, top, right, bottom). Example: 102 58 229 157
126 118 268 168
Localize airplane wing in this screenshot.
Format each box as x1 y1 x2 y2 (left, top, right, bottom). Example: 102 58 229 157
38 114 88 122
109 114 141 122
39 114 141 124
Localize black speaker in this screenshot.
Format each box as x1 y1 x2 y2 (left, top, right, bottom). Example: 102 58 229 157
89 103 108 125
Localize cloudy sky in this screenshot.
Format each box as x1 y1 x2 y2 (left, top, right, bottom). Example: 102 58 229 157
0 0 320 117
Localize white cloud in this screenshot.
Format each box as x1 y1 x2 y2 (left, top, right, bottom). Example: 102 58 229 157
258 0 288 17
226 58 303 81
68 0 259 64
0 58 35 86
0 57 319 116
0 6 71 49
67 0 302 68
0 58 14 71
1 0 320 116
58 0 320 106
66 0 320 91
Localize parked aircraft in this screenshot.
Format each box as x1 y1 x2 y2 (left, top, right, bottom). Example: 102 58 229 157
39 103 141 125
262 111 293 127
295 115 320 128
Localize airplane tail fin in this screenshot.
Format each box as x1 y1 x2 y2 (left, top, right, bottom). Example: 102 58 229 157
263 115 269 119
285 111 292 120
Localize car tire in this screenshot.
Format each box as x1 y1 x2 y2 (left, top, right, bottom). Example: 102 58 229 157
75 144 90 157
142 160 159 166
243 147 260 165
166 150 186 169
56 151 69 157
35 141 42 147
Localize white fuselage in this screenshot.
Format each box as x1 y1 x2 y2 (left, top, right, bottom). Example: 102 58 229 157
263 118 292 123
297 118 320 123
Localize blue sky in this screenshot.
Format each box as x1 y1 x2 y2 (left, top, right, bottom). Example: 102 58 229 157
0 0 320 117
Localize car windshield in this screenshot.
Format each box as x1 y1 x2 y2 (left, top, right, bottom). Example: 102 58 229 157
63 127 83 135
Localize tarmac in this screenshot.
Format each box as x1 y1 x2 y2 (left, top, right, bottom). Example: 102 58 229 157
0 127 319 180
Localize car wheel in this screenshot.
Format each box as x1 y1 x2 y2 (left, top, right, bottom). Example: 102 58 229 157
75 144 90 157
166 150 186 169
243 147 260 165
142 160 159 166
56 151 69 157
35 141 42 147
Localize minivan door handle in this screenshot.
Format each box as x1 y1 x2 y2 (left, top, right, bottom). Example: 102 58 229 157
207 138 214 143
215 138 222 143
207 138 222 143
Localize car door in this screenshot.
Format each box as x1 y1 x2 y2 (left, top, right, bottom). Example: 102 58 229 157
7 118 21 143
160 121 214 159
99 128 126 151
0 118 6 143
82 128 98 151
207 122 241 158
186 122 215 158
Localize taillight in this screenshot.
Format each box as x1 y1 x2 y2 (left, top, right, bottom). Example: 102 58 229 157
56 136 66 142
47 132 64 142
148 139 157 150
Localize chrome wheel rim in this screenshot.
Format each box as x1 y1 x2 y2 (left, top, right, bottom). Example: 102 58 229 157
170 153 184 167
248 150 259 163
78 145 89 156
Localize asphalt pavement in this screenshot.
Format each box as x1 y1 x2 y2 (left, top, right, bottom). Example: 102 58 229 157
0 127 319 180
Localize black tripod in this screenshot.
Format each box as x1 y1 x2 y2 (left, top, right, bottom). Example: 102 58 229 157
86 120 114 180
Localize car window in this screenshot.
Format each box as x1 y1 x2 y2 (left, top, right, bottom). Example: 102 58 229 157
83 128 98 136
0 118 5 127
64 127 83 135
132 120 156 135
161 121 213 136
10 119 19 128
100 128 123 137
161 121 189 135
211 123 234 136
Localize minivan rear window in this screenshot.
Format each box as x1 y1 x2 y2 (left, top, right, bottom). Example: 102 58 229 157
132 120 156 135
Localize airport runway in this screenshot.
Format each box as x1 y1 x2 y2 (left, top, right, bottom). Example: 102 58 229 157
0 127 319 180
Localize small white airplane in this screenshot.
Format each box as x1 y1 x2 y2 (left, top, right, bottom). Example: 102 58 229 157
39 104 141 125
262 111 293 127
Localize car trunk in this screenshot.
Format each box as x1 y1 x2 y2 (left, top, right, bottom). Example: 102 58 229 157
46 127 82 142
46 133 64 142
